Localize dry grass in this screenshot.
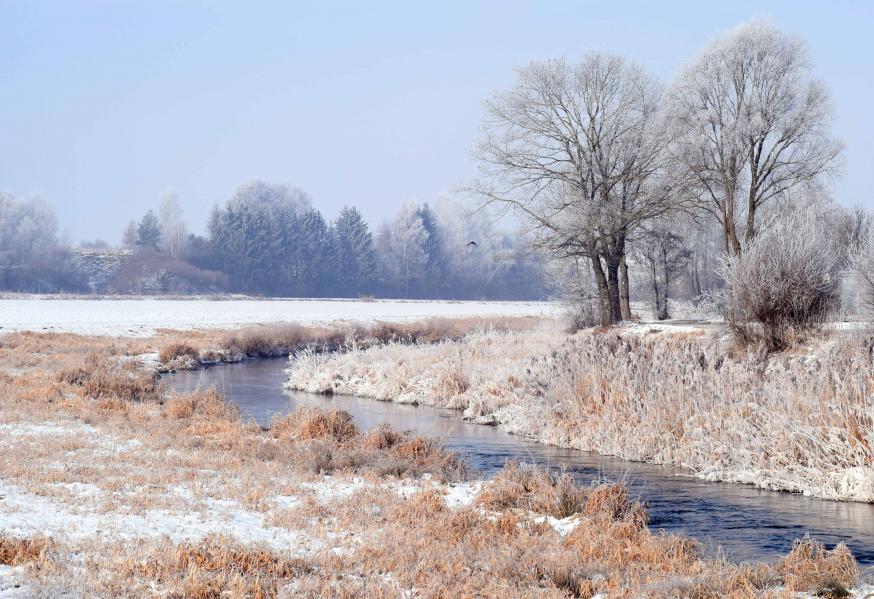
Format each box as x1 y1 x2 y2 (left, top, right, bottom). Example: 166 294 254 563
271 408 359 442
118 536 311 598
0 535 51 566
158 340 200 364
477 461 591 518
777 538 859 595
288 324 874 502
0 324 867 597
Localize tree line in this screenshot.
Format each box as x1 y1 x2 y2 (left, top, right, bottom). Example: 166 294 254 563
0 182 549 299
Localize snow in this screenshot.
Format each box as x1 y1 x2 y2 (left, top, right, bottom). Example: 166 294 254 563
0 479 321 555
532 513 582 536
0 567 30 599
441 481 483 508
0 297 558 336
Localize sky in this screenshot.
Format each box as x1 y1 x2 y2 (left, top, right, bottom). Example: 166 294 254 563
0 1 872 243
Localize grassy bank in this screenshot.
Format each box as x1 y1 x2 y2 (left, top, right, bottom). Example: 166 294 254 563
286 324 874 503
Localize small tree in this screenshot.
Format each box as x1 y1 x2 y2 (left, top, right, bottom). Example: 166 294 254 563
719 212 839 350
158 190 188 259
137 210 161 250
633 225 691 320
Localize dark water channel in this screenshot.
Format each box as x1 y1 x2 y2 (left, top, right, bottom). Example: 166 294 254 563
164 358 874 567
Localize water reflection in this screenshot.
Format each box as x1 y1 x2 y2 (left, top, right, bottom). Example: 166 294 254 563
164 358 874 566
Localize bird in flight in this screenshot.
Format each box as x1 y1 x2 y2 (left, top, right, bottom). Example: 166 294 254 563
467 241 478 247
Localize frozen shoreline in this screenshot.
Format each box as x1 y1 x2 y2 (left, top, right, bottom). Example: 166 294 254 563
0 297 558 336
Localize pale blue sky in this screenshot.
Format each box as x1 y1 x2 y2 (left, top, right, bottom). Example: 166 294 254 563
0 1 871 242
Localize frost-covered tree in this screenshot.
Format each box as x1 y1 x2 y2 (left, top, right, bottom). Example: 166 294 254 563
470 53 669 325
158 190 188 259
376 202 429 297
632 222 692 320
0 193 84 291
665 20 843 256
333 206 376 296
121 220 139 248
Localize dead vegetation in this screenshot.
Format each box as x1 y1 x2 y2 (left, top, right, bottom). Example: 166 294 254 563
0 324 869 597
0 535 51 567
288 324 874 502
153 315 545 370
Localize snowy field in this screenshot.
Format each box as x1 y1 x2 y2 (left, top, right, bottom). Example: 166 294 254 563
0 297 558 336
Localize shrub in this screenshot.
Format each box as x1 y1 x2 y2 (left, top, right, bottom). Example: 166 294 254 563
849 228 874 317
719 213 840 350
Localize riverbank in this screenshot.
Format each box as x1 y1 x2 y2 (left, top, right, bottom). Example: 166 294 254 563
286 323 874 503
1 326 870 596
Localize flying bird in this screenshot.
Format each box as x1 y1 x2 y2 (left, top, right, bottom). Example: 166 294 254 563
466 241 478 247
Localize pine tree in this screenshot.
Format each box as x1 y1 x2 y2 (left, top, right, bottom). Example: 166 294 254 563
333 206 376 297
137 210 161 250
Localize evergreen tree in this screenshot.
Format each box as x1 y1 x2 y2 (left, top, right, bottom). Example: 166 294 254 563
416 203 445 296
333 206 376 297
137 210 161 250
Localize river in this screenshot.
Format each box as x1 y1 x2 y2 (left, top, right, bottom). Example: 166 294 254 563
164 358 874 567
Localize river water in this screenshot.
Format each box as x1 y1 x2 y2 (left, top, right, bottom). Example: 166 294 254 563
164 358 874 566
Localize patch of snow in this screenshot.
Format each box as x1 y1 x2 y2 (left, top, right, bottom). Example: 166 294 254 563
0 566 30 599
0 422 97 437
301 476 368 503
532 513 582 536
0 480 321 555
441 482 483 508
0 298 558 337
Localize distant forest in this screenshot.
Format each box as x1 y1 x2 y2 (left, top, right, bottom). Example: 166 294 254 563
0 183 551 300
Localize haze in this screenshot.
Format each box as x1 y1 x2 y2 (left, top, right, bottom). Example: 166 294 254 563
1 0 871 243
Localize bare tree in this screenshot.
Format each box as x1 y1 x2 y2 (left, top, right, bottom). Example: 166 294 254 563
376 202 429 297
470 53 669 326
665 20 843 256
158 190 188 259
632 222 692 320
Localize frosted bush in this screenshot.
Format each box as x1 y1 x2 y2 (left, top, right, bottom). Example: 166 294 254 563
719 213 840 350
849 228 874 317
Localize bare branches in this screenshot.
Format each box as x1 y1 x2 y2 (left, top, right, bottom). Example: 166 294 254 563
665 19 843 254
469 53 669 325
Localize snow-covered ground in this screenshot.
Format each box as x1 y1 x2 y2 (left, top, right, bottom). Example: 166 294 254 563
0 297 558 336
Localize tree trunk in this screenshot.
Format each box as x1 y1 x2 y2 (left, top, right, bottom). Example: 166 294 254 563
588 245 613 327
605 254 622 323
619 254 632 320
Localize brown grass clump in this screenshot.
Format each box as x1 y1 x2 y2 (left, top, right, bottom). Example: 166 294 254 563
360 423 404 450
271 408 359 442
776 538 859 595
477 461 589 518
60 361 161 404
158 341 199 364
0 534 50 566
221 323 348 358
583 483 647 526
164 387 239 422
122 536 309 598
390 488 448 525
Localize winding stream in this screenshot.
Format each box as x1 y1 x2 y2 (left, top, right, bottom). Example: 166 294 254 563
164 358 874 566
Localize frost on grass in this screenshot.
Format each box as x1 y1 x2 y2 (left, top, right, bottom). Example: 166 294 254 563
0 328 869 596
287 324 874 502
